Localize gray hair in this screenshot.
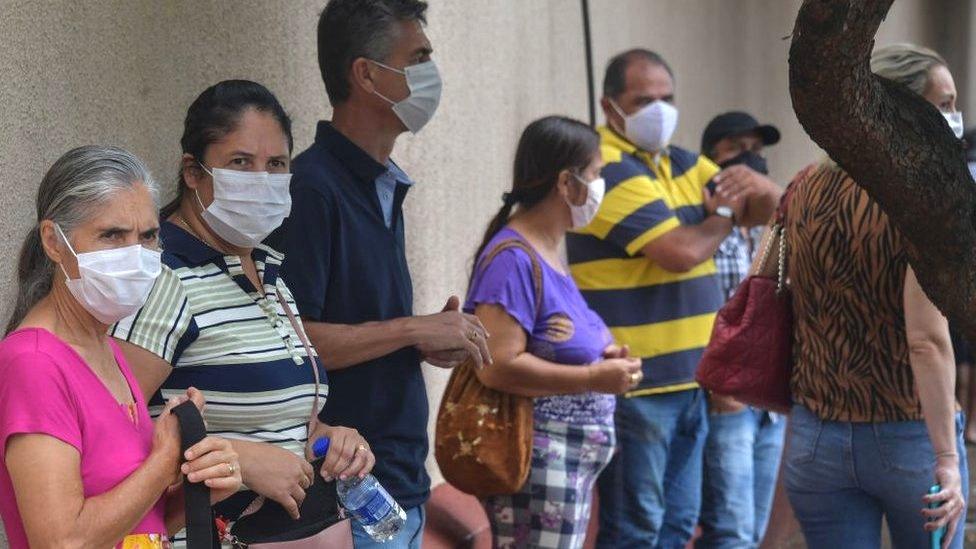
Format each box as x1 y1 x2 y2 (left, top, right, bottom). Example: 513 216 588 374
5 145 158 334
871 43 947 95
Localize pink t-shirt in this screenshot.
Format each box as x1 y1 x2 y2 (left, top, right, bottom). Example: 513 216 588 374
0 328 167 548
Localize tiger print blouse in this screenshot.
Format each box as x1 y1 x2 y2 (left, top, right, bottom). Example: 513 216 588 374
786 163 921 422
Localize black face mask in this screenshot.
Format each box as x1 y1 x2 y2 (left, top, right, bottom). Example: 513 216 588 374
719 150 769 175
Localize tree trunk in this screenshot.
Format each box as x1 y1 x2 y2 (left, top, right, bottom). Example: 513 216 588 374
789 0 976 339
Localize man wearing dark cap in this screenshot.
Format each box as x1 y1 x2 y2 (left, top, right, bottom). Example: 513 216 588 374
696 111 785 549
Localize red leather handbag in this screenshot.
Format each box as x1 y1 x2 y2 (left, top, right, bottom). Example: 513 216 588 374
696 178 804 415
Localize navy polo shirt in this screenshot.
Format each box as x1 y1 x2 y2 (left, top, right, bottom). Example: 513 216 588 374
274 121 429 509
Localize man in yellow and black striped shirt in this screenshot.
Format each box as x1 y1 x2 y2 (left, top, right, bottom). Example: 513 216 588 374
567 49 765 547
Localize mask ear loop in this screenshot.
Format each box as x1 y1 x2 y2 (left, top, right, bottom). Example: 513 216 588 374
607 98 629 136
192 162 214 214
53 223 78 281
564 171 590 208
367 59 407 106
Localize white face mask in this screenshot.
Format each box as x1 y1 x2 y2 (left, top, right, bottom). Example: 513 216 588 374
196 166 292 249
55 224 161 325
943 110 964 139
568 173 606 229
370 59 443 134
609 99 679 152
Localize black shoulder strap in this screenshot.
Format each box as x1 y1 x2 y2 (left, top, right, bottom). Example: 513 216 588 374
172 401 217 548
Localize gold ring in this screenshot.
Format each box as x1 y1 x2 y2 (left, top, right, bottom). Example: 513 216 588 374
356 443 367 454
467 331 478 341
226 462 237 476
630 372 641 384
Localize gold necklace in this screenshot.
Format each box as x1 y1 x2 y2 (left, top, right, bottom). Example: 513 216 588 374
173 215 221 252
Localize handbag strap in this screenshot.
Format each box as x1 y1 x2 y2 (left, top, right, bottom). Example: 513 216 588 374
475 238 544 315
172 400 218 548
275 287 321 428
238 289 324 522
753 165 814 291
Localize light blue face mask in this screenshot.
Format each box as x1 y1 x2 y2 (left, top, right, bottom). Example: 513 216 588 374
369 59 443 134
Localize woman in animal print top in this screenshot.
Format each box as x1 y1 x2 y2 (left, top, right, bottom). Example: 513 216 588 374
783 43 968 548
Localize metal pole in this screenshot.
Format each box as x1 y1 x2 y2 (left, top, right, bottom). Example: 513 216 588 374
581 0 596 127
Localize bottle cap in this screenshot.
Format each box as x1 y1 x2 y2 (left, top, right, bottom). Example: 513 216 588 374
312 437 331 458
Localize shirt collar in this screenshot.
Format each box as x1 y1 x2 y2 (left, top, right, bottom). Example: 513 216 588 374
315 121 390 184
159 220 278 267
385 160 414 187
598 125 671 163
160 221 221 265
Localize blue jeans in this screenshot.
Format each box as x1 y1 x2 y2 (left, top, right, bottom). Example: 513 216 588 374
597 389 708 549
785 405 969 549
351 505 425 549
696 408 786 549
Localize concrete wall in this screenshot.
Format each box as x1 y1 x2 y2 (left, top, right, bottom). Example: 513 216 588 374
0 1 966 544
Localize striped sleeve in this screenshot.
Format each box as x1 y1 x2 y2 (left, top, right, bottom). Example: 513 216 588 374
111 266 195 364
586 160 678 256
695 155 720 190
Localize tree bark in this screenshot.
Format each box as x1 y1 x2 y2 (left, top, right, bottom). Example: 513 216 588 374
789 0 976 339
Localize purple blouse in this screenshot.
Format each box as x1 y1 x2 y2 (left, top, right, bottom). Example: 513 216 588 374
464 227 615 425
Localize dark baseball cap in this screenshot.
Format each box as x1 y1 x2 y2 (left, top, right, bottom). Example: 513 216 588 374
700 111 780 156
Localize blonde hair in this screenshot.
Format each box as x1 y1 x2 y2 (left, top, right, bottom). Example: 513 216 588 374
871 43 947 95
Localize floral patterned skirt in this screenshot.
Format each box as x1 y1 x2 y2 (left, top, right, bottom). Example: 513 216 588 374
481 418 615 548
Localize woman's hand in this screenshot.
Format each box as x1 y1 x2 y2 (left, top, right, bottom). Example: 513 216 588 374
235 441 314 520
603 343 630 359
587 358 643 394
181 437 241 504
151 388 205 484
306 423 376 482
922 455 966 548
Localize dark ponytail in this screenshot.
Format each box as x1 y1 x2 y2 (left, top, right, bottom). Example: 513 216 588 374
471 116 599 278
161 80 294 218
7 229 52 335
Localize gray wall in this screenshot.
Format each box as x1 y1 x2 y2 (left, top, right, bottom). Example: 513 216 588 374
0 1 967 544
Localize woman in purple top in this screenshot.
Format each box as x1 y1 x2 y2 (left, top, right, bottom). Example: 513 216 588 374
466 116 643 548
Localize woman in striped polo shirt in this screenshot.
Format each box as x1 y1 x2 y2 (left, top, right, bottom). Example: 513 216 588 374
112 80 374 540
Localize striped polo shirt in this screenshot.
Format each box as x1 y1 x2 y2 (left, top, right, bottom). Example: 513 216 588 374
111 221 328 459
566 127 723 397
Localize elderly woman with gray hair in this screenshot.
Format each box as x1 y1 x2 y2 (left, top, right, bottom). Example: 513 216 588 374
782 43 968 548
0 146 240 549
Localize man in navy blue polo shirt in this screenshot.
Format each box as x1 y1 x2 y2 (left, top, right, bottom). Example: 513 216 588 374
275 1 491 547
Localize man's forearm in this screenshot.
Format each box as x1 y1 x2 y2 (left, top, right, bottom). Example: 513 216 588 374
302 317 416 370
642 215 734 273
682 215 735 268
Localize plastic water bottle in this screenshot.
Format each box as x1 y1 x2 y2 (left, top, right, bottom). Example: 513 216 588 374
312 437 406 542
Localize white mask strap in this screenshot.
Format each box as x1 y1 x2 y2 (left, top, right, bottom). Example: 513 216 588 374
54 223 78 258
368 59 409 107
194 187 209 213
368 59 406 75
607 98 626 118
53 223 77 280
372 89 397 106
607 99 628 135
193 163 214 212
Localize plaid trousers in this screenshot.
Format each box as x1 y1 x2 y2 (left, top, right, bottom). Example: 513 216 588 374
482 417 615 548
